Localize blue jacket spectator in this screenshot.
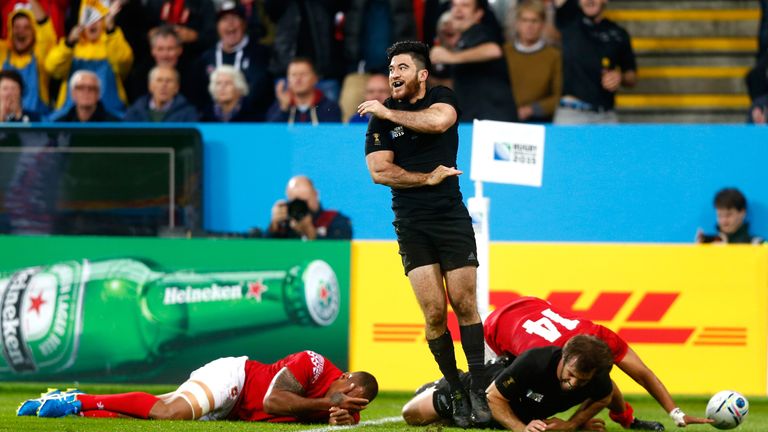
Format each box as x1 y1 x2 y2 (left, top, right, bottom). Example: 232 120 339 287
265 57 341 124
124 65 198 122
48 70 120 122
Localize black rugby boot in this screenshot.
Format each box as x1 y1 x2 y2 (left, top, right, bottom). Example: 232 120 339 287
629 418 665 431
450 387 472 428
469 387 492 427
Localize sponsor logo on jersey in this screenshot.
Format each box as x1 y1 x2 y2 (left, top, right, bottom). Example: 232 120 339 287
526 389 544 403
306 350 325 383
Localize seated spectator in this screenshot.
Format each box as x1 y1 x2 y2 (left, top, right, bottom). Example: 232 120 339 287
348 73 389 124
195 0 272 120
1 0 56 115
49 70 120 122
126 25 194 103
45 0 133 117
429 0 518 122
504 0 561 122
748 94 767 124
266 175 352 240
553 0 636 124
266 57 341 124
124 65 198 122
696 188 764 244
201 64 258 122
0 69 40 122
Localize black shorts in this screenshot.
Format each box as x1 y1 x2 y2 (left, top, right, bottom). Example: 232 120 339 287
394 213 479 275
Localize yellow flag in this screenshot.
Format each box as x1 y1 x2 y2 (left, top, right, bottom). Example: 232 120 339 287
79 0 111 26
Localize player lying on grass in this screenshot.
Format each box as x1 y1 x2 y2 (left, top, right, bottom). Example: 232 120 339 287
18 350 378 426
403 334 616 431
483 296 712 430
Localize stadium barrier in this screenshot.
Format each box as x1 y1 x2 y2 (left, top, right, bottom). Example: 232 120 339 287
350 241 768 395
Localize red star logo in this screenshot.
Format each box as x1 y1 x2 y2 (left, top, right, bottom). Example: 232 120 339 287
318 283 329 302
28 292 46 315
246 281 268 302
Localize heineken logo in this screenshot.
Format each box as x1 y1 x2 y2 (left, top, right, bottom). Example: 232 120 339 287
163 284 243 305
1 267 39 372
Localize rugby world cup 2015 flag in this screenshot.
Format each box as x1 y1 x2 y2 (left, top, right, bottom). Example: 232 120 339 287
470 119 545 187
80 0 111 26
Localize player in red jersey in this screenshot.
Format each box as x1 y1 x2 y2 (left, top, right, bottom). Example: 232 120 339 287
24 351 378 426
484 296 712 430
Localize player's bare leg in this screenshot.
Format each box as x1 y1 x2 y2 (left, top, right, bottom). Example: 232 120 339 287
402 387 443 425
445 266 492 426
408 264 471 428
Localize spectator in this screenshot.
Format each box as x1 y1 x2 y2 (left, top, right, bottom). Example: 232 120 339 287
348 73 389 123
145 0 217 61
759 0 767 59
49 70 120 122
266 175 352 240
266 57 341 124
430 0 518 122
428 10 460 88
0 0 56 116
0 69 40 122
746 52 767 102
503 0 561 122
696 188 764 245
45 0 133 117
125 25 195 103
553 0 636 124
195 0 273 120
124 65 198 122
201 64 258 122
265 0 347 101
1 0 67 38
344 0 416 75
748 94 768 124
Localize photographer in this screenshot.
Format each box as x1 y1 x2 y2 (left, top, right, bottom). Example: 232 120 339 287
266 175 352 240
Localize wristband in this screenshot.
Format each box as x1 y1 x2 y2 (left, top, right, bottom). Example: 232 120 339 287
669 407 686 426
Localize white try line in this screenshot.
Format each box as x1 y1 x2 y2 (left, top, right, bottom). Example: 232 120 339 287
304 415 402 432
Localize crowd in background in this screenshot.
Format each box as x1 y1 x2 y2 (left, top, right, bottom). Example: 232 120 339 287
0 0 764 124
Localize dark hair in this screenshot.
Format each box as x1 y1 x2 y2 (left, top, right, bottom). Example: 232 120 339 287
0 69 24 94
288 57 317 75
714 188 747 211
386 40 431 74
151 25 182 46
562 335 613 376
349 371 379 402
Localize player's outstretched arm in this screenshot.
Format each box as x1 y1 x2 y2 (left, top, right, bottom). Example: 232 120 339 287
358 101 457 134
618 348 712 426
366 151 461 189
487 382 535 431
263 368 369 419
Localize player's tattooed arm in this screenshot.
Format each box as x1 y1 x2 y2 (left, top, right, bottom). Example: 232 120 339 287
263 368 369 419
366 151 461 189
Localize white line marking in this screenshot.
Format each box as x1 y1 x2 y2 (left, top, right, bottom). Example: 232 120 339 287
303 415 401 432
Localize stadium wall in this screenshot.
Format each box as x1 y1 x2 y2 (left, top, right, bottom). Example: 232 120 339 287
196 124 768 242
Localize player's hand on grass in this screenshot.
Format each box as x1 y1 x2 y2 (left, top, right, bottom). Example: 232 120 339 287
328 407 357 425
329 383 369 412
357 100 391 120
426 165 462 186
680 413 714 426
524 419 548 432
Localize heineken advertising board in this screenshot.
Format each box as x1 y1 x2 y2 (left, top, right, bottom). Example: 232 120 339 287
0 236 350 383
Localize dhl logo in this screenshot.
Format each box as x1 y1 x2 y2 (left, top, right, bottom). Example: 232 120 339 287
373 291 747 347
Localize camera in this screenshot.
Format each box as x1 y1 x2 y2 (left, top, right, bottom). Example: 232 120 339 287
287 199 309 221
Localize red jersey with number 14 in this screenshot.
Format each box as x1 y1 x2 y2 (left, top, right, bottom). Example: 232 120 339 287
229 350 358 423
484 297 628 363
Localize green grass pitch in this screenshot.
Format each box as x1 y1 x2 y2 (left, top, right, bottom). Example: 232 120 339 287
1 382 766 431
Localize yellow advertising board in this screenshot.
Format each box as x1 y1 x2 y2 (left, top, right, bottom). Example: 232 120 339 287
350 242 768 396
